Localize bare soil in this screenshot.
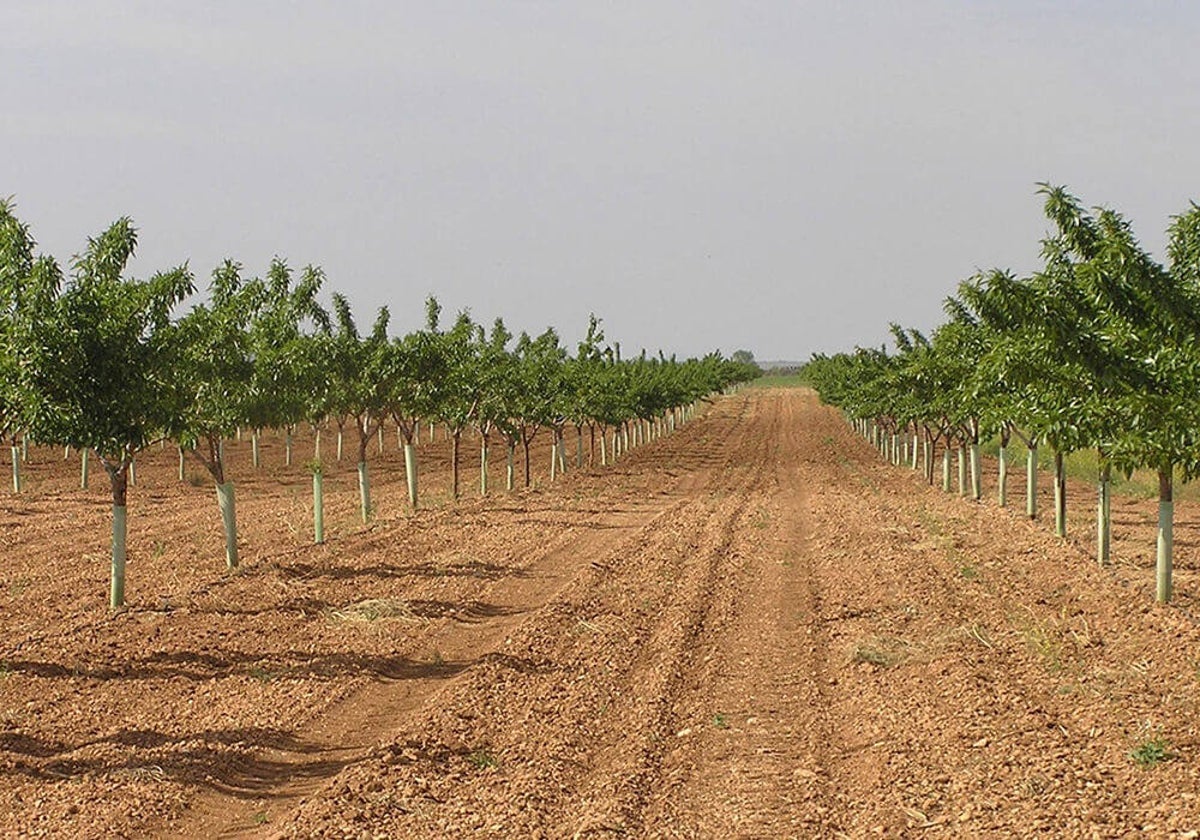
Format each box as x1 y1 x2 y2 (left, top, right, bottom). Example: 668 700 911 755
3 391 1200 838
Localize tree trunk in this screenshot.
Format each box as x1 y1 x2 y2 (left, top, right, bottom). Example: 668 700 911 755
358 434 372 522
523 436 532 487
942 446 951 492
313 470 325 544
998 445 1008 507
480 433 489 496
337 428 344 461
1157 466 1174 603
215 481 238 568
252 431 260 468
109 463 129 609
358 461 371 522
576 426 584 469
1097 461 1111 567
504 439 513 492
81 447 90 489
403 441 419 509
957 447 967 497
1053 450 1066 538
178 445 185 481
1027 442 1038 519
10 444 19 493
600 428 608 466
451 430 461 499
970 442 981 501
285 427 293 467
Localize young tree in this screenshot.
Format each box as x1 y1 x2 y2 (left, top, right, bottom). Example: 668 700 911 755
16 217 193 608
511 329 567 486
0 200 45 493
384 298 448 510
428 309 479 500
172 260 259 568
472 318 517 495
247 260 330 468
327 293 391 521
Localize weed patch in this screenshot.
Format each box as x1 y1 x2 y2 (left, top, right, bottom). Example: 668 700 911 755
329 598 418 623
467 748 498 769
852 636 911 669
1131 736 1175 768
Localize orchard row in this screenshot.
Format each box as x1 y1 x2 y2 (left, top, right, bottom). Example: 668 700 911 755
805 184 1200 602
0 201 758 607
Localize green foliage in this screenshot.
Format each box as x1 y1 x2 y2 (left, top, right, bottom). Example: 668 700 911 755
1130 736 1175 768
13 213 193 478
0 196 752 605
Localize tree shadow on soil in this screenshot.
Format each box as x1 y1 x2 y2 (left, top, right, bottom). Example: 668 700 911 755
3 645 548 685
0 653 557 793
3 649 475 683
277 559 529 582
0 726 360 797
188 597 524 623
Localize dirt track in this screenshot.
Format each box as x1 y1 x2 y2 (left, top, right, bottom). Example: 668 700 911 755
3 390 1200 838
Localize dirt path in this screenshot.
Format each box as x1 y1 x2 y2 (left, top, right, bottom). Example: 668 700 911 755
6 389 1200 837
257 390 1200 838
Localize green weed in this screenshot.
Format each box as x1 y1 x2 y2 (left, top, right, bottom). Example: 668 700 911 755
467 748 498 769
1130 737 1174 768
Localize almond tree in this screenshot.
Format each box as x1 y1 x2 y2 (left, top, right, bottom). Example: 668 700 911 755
472 318 517 495
429 309 480 500
511 328 567 486
246 260 330 468
327 293 391 522
384 297 448 510
1044 187 1200 599
0 200 45 493
171 260 259 568
16 217 192 608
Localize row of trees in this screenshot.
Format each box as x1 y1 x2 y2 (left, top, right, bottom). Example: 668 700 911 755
805 184 1200 602
0 201 758 607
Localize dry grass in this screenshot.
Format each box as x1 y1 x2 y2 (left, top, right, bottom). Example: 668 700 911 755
329 598 420 623
852 635 912 669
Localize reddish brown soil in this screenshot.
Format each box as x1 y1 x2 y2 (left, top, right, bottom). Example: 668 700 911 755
3 392 1200 838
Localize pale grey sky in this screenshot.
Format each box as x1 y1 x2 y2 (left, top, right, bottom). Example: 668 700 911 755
4 2 1199 360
